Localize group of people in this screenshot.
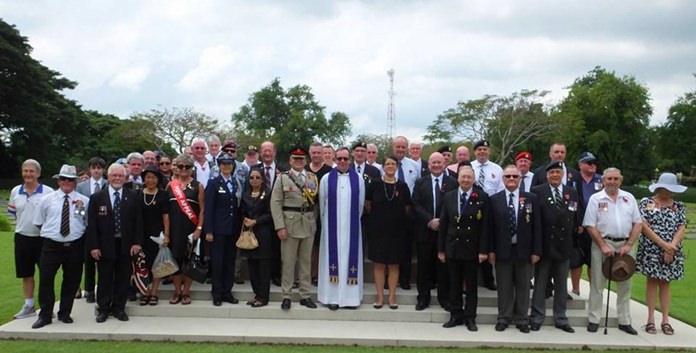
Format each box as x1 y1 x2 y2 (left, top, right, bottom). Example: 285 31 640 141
7 135 687 337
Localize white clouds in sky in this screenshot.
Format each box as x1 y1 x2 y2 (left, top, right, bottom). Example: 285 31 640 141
2 0 696 140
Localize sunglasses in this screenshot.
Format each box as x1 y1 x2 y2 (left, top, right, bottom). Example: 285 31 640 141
58 177 75 181
224 149 237 154
503 174 520 179
249 175 262 180
177 164 193 170
336 157 350 162
159 161 171 166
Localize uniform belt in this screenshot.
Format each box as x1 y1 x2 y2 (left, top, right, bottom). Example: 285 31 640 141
604 236 628 242
282 205 314 213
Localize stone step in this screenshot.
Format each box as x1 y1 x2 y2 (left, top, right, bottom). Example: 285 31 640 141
124 300 606 327
153 281 587 309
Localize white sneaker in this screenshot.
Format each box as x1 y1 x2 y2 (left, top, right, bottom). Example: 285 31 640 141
14 305 37 319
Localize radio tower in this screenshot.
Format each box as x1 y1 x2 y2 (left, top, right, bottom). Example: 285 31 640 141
387 69 395 141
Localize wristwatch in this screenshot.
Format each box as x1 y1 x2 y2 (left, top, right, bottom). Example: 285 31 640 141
196 226 203 230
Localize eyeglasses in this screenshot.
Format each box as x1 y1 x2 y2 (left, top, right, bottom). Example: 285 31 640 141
58 177 74 181
249 176 262 180
367 151 377 154
224 149 236 154
193 147 206 150
503 174 520 179
159 161 171 166
177 164 193 170
336 157 350 162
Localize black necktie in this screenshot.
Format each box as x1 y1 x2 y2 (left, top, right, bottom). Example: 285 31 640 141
508 192 516 237
554 187 563 210
398 161 405 181
114 191 122 234
60 194 70 237
520 175 526 192
459 191 467 215
434 178 440 217
357 165 361 174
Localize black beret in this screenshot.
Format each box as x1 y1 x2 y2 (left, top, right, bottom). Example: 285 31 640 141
545 161 564 172
352 141 367 150
437 145 452 154
473 140 489 150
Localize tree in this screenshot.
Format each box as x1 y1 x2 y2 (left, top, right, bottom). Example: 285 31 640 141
351 133 392 161
130 106 220 153
554 67 653 183
425 90 564 164
231 78 351 159
656 84 696 173
1 19 90 177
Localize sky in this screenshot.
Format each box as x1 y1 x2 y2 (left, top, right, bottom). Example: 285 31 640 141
2 0 696 142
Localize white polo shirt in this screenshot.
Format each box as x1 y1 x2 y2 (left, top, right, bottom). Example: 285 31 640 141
8 183 54 236
471 159 504 196
582 189 641 239
33 190 89 242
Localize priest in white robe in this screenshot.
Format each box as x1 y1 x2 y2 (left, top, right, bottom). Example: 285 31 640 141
318 147 365 309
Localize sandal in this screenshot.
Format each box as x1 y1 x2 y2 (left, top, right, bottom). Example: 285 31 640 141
169 294 182 304
181 294 192 305
139 295 150 306
645 322 657 334
661 323 674 335
149 295 159 306
251 300 267 308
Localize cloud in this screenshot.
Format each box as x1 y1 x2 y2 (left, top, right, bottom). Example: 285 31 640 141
108 65 151 90
176 45 237 92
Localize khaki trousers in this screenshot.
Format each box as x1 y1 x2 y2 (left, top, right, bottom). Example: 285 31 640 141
588 239 632 325
281 235 314 299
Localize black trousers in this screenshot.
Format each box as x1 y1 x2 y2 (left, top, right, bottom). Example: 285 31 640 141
480 261 495 287
399 220 415 284
96 238 131 314
447 258 479 320
248 258 271 303
211 232 237 300
38 238 84 320
83 251 97 293
416 238 449 307
271 234 281 280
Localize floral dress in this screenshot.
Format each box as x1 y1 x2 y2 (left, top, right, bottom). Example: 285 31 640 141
636 198 686 281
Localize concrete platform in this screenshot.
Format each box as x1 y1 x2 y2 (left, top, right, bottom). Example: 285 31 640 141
1 280 695 349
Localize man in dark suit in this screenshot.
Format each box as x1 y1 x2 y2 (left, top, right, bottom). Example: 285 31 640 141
438 164 489 331
529 162 582 333
76 156 107 304
87 163 143 323
412 152 457 311
530 142 581 189
489 164 541 333
437 146 458 179
350 141 381 185
258 141 288 286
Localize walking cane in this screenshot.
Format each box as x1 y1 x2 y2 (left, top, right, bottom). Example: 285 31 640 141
603 252 615 335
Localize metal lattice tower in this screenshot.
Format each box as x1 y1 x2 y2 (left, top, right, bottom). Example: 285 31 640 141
387 69 395 140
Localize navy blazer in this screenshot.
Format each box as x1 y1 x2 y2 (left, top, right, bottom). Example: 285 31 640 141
438 188 490 260
412 174 458 242
488 189 542 261
350 163 381 186
531 184 582 260
203 175 242 236
86 187 143 260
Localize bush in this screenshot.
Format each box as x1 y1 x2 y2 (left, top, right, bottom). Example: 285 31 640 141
0 212 12 232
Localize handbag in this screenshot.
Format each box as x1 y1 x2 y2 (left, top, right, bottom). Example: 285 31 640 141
182 240 208 284
236 224 259 250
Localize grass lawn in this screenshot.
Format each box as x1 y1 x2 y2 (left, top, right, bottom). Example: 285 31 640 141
0 203 694 352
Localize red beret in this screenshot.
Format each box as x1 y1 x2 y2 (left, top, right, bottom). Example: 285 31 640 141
514 152 532 162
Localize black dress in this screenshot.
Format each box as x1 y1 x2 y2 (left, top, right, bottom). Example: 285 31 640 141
139 189 169 271
365 179 412 264
167 180 201 260
240 187 273 259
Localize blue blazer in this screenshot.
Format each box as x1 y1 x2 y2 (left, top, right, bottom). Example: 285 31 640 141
488 190 542 261
203 175 242 236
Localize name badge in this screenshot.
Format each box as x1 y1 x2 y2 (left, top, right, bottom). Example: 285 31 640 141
218 187 226 194
568 201 578 212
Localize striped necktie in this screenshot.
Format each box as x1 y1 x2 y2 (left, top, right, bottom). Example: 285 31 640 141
60 195 70 237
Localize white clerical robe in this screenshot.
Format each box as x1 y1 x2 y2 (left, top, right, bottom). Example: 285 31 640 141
317 172 365 307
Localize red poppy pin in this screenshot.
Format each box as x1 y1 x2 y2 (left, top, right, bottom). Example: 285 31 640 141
564 194 570 201
471 192 478 199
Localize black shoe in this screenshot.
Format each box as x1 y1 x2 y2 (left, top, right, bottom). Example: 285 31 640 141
485 282 497 291
281 298 291 310
465 319 478 332
58 315 73 324
495 323 508 332
272 278 282 287
442 318 463 328
587 322 599 332
327 304 339 311
96 312 109 323
112 311 129 321
32 317 52 329
618 324 638 335
555 324 575 333
530 323 541 331
223 295 239 304
235 278 244 284
85 291 96 303
213 299 222 306
399 282 411 290
299 298 317 309
415 302 428 311
516 324 530 333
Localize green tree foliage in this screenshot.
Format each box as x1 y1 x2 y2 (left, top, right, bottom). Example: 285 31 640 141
656 85 696 174
555 67 653 183
231 78 351 159
131 106 220 154
351 133 392 162
0 19 89 177
425 90 564 164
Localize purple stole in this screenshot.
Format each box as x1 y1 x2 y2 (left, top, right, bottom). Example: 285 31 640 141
327 168 360 285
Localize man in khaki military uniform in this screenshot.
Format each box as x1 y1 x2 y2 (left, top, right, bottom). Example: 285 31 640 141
270 146 319 310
